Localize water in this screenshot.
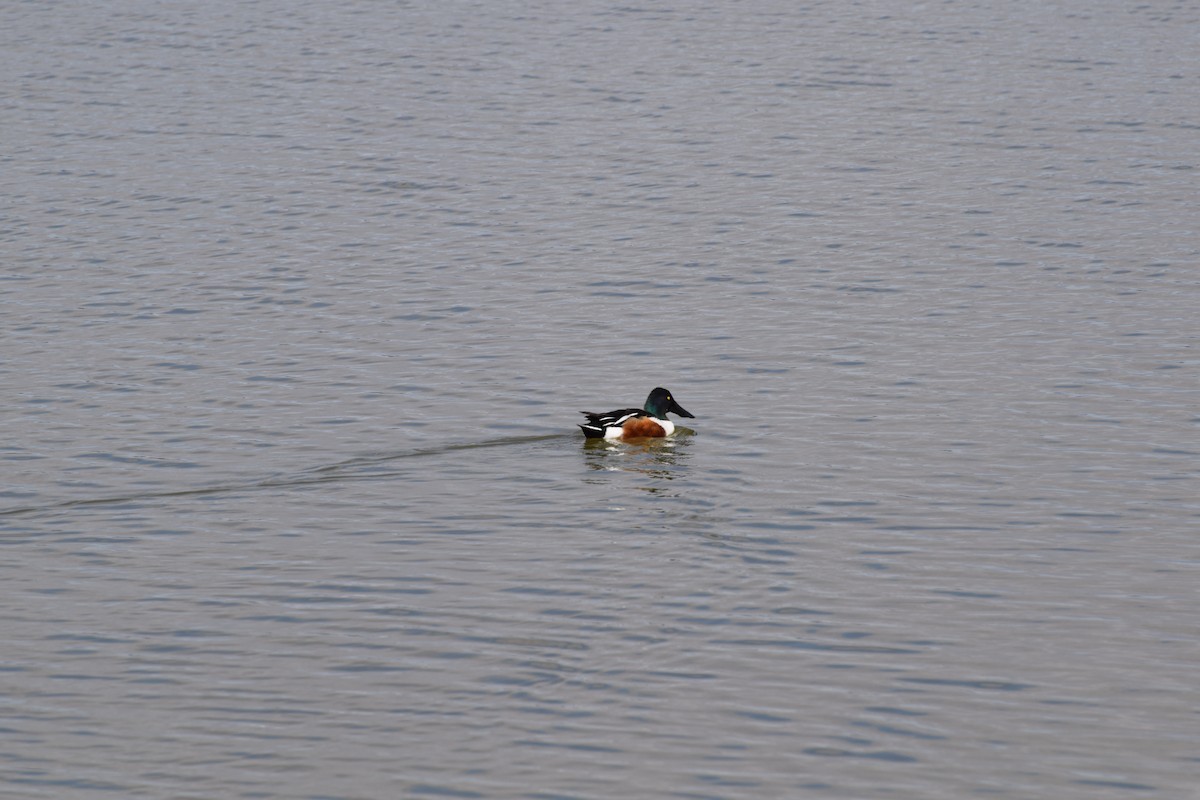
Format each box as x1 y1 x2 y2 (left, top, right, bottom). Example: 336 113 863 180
3 1 1198 798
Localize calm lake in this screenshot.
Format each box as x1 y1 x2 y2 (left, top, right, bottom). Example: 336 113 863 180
3 1 1198 798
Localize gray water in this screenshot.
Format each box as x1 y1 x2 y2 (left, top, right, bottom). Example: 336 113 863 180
3 1 1198 798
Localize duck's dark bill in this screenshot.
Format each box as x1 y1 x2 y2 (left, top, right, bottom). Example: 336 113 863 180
670 400 694 418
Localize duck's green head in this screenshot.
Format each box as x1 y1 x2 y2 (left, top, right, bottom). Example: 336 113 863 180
644 387 693 420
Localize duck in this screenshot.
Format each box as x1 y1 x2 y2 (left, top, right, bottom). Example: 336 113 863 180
579 387 694 440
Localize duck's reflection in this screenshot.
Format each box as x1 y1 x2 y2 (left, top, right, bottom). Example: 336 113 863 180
581 427 695 488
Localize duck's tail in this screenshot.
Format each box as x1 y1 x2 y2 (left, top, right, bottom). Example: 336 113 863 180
579 412 607 438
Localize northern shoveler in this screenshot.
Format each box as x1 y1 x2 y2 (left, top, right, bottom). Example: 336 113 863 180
579 387 694 440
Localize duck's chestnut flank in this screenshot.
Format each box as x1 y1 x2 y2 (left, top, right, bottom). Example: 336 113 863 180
620 417 668 438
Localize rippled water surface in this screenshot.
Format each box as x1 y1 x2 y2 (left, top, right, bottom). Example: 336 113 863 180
3 1 1198 798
